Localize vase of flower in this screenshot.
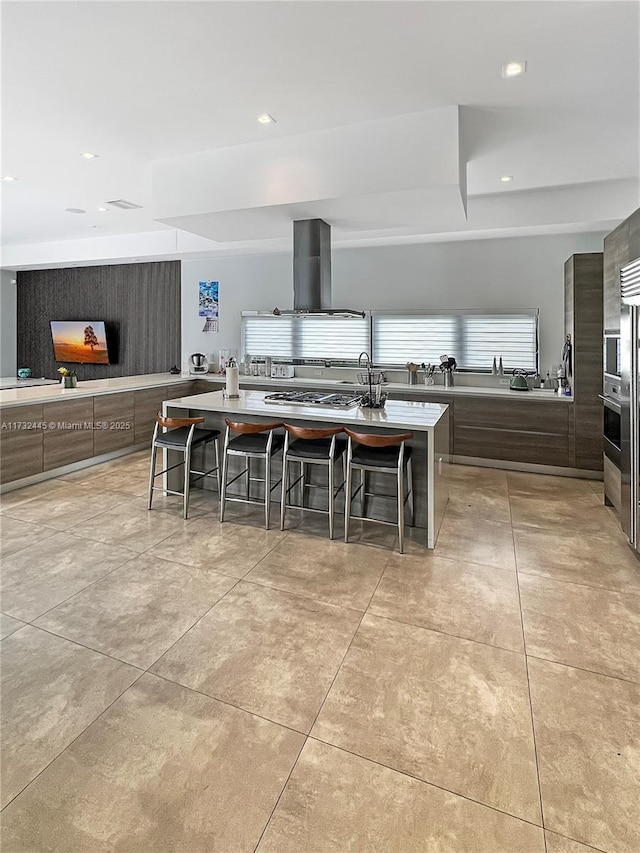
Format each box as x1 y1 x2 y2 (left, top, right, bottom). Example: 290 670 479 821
58 367 78 388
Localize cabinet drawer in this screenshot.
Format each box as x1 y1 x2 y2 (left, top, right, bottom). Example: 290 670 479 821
604 455 621 511
455 426 570 467
165 382 198 399
43 399 94 470
134 387 168 444
455 398 569 434
0 404 44 483
93 393 134 455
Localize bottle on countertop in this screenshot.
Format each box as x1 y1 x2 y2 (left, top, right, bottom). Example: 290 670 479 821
492 356 498 376
498 356 504 376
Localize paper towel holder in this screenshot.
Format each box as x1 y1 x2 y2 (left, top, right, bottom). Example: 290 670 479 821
223 358 241 399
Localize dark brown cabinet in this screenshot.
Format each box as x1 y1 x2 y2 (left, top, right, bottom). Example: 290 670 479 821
603 222 628 333
133 386 168 445
43 398 94 470
93 392 135 456
453 398 571 467
565 253 604 471
0 404 44 484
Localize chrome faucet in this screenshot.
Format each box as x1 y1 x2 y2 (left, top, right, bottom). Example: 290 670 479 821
358 351 372 369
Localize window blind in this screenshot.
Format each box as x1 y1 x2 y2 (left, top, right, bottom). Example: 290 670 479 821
463 315 538 371
242 314 293 358
372 315 457 365
241 313 369 362
295 314 370 361
371 310 538 371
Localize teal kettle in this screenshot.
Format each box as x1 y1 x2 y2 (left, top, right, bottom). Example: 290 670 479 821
510 369 530 391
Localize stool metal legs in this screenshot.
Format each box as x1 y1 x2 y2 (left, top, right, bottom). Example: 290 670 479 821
148 434 220 520
344 452 414 553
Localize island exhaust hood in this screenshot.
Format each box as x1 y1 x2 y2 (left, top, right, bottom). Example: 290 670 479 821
284 219 364 317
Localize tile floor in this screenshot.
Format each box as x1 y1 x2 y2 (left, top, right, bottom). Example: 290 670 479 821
0 453 638 852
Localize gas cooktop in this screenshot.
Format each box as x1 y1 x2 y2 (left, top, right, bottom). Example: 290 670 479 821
264 391 362 408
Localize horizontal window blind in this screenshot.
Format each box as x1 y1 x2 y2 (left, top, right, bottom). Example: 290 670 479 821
372 315 457 366
295 314 369 361
243 314 293 358
463 315 537 371
242 313 369 362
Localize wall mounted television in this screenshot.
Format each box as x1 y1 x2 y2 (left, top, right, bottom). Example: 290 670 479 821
50 321 110 364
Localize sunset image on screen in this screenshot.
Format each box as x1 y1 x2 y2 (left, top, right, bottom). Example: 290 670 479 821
51 321 109 364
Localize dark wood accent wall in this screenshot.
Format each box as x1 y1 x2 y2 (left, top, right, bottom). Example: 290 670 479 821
564 253 603 471
16 261 181 380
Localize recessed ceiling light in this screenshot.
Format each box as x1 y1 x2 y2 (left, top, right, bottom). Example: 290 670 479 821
79 152 99 159
1 175 18 182
96 207 108 212
65 207 87 214
257 114 276 124
90 225 100 229
500 175 513 182
502 61 527 78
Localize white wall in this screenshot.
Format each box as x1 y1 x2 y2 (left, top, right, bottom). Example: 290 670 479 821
182 231 608 373
0 269 17 376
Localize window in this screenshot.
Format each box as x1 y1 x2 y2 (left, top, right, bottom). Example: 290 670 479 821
371 310 538 371
242 310 539 371
372 315 457 366
241 312 370 363
462 314 538 371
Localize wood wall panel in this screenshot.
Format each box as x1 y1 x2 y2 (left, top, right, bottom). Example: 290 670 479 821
16 262 181 380
0 404 44 483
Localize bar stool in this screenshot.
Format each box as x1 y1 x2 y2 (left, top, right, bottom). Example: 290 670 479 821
280 424 347 539
148 413 221 519
219 420 284 529
344 428 414 553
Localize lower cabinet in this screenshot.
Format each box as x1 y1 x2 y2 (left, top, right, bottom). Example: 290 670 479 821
43 399 95 470
93 392 135 456
0 404 44 484
453 398 572 467
134 387 168 445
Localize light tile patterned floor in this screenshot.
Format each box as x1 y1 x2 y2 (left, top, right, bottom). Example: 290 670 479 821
0 454 638 852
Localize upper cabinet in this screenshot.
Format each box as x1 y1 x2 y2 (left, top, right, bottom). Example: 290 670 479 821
604 208 640 333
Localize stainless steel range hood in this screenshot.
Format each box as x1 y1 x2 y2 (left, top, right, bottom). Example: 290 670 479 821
286 219 364 317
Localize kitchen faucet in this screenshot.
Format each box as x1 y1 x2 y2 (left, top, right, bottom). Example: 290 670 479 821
358 351 372 369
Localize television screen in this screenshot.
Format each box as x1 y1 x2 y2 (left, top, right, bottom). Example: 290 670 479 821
50 321 110 364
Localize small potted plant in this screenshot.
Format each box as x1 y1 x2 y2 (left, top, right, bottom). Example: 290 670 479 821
58 366 78 388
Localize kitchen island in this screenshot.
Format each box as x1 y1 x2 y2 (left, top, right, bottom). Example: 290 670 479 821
163 389 450 548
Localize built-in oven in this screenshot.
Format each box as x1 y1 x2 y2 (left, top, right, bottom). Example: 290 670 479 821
601 393 622 467
604 332 621 380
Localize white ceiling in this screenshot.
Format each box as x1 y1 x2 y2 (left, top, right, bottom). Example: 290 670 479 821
1 0 638 267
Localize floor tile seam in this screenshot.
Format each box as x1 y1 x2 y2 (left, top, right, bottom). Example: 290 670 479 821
518 569 640 602
12 498 140 535
544 828 608 853
136 527 294 580
146 669 311 738
0 668 147 814
306 735 546 832
251 735 309 852
18 548 143 624
364 610 526 656
389 549 519 576
515 568 640 599
524 652 640 688
0 528 61 559
306 558 389 740
514 548 548 847
138 575 246 673
18 622 148 673
35 573 247 672
241 575 367 614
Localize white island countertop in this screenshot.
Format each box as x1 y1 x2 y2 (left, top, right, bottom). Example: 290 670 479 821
165 389 449 432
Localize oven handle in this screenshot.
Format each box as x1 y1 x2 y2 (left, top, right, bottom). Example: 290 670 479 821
598 394 622 413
